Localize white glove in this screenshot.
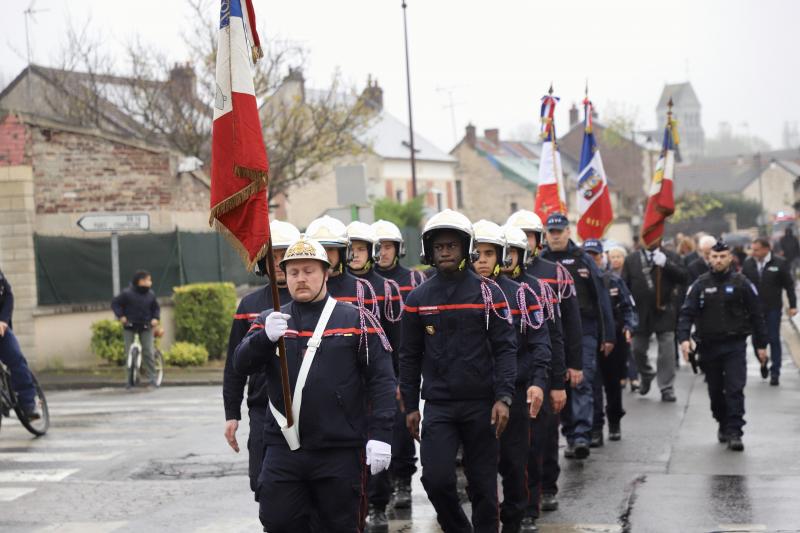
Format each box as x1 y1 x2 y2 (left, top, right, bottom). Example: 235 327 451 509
264 312 291 342
365 440 392 475
652 249 667 267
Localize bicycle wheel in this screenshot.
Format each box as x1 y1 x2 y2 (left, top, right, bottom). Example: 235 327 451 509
127 346 140 388
153 350 164 388
15 376 49 436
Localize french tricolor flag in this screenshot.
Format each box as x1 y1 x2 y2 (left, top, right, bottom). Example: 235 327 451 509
576 97 613 240
534 90 567 221
210 0 271 269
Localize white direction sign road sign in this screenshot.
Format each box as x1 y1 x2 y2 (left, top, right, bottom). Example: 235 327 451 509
77 213 150 233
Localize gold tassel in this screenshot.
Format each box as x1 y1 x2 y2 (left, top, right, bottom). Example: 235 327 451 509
252 45 264 64
234 165 268 181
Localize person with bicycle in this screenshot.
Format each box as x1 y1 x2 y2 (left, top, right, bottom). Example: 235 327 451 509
111 270 161 388
0 269 40 420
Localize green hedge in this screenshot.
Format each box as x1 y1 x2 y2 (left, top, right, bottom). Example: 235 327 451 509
174 282 236 359
90 319 126 365
164 342 209 367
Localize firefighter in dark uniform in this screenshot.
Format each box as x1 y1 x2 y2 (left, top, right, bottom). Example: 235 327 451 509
678 240 768 451
400 209 517 533
506 209 579 526
540 213 615 460
233 236 396 531
472 219 552 533
582 239 638 445
222 220 297 497
305 215 377 310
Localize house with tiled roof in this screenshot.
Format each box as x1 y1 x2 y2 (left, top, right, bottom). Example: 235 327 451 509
449 125 540 224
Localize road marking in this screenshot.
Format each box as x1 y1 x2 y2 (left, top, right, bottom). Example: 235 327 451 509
0 487 36 501
34 522 128 533
0 439 145 449
538 526 622 533
716 525 767 532
193 517 263 532
0 452 120 462
0 469 79 482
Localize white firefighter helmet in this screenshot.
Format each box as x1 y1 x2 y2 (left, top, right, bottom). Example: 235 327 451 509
505 209 544 234
346 221 377 244
372 219 406 259
473 219 511 268
502 224 531 266
305 215 349 247
279 235 331 270
421 209 475 265
270 220 301 249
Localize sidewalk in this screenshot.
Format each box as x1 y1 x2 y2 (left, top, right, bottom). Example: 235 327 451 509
37 362 224 390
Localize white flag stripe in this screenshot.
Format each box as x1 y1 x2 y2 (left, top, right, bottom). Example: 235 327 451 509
0 487 36 502
212 12 257 121
0 469 79 482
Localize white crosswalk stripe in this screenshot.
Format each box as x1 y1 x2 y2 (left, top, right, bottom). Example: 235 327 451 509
0 469 79 482
0 487 36 501
33 522 128 533
0 452 120 462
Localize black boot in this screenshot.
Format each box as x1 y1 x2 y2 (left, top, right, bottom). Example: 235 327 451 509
366 505 388 531
727 435 744 451
590 429 604 448
391 477 412 509
608 422 621 441
520 516 539 532
540 493 559 511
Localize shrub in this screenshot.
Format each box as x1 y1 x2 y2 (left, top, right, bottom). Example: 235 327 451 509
173 282 236 359
163 342 209 367
90 319 125 365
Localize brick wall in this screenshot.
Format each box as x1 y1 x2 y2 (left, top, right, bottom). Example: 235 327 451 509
0 114 29 166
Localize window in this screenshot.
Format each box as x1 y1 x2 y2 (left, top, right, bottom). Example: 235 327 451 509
396 189 405 203
436 191 443 212
455 180 464 208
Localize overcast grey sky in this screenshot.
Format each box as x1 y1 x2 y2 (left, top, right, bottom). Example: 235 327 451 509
2 0 797 153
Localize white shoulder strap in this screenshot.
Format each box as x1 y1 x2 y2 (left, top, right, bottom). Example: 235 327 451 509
269 297 337 450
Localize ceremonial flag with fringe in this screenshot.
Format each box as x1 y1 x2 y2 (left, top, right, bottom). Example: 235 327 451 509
210 0 269 269
534 91 568 220
641 112 680 249
576 97 613 240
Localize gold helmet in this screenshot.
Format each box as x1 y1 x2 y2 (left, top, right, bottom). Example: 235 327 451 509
279 236 331 271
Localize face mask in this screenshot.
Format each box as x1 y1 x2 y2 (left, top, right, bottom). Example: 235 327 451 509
135 284 150 294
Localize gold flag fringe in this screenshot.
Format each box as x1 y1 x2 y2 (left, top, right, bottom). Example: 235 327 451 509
234 164 268 181
209 179 265 224
212 218 269 272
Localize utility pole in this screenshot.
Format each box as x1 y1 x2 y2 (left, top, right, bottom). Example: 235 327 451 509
401 0 417 199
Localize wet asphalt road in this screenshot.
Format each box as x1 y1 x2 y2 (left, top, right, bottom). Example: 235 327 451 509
1 346 799 532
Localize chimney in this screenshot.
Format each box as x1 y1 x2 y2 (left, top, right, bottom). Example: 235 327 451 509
361 75 383 112
569 103 579 128
484 128 499 145
465 123 476 148
283 67 306 101
169 63 196 100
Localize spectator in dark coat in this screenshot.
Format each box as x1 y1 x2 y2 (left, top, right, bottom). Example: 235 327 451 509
111 270 161 387
742 237 797 386
622 244 688 402
779 228 800 279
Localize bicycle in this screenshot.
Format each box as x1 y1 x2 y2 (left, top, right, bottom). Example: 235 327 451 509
126 326 164 389
0 361 49 436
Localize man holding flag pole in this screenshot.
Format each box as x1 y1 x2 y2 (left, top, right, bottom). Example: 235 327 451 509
212 1 395 530
622 98 688 403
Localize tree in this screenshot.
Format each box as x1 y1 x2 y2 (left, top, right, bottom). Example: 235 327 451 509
668 192 762 237
374 196 425 229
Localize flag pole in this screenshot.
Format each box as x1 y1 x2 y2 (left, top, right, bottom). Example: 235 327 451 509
265 238 294 427
547 83 562 214
655 97 674 311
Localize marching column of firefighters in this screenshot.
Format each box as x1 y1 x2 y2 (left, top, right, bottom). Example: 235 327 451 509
221 208 789 533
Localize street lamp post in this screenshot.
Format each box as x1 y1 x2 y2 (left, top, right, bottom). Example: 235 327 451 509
401 0 418 199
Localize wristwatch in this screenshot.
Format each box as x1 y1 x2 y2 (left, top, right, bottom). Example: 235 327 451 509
498 395 513 407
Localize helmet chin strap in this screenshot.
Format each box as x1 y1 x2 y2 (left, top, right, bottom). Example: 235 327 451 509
310 273 328 302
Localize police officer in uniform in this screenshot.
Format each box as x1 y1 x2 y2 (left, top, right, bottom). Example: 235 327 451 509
223 220 298 497
678 240 768 451
370 219 425 512
505 210 578 523
233 236 396 531
582 239 638 445
540 213 615 459
400 209 517 533
472 219 551 533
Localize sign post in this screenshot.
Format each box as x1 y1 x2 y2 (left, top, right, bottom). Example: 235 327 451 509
77 213 150 296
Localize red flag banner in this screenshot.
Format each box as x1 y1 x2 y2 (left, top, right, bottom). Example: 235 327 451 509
210 0 270 269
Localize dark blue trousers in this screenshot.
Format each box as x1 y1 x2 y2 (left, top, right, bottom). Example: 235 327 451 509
499 384 531 527
764 308 783 378
258 446 366 532
421 400 499 533
524 392 560 519
700 339 748 437
248 407 266 498
368 397 417 509
0 330 36 408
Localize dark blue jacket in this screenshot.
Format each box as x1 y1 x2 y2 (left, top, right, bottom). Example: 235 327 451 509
223 283 291 421
511 268 566 390
399 269 517 412
495 275 551 390
541 241 616 344
111 284 160 329
601 271 638 334
527 256 584 373
0 270 13 329
233 296 396 449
